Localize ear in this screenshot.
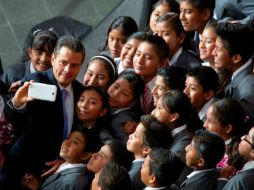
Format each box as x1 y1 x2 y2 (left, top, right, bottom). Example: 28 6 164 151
168 112 179 123
225 124 233 135
149 174 157 185
159 58 169 68
250 149 254 159
232 54 242 65
197 158 205 167
99 107 108 117
178 33 186 45
28 47 32 58
201 9 211 21
142 147 150 156
81 152 92 161
204 90 214 101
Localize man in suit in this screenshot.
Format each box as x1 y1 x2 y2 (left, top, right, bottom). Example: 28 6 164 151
212 22 254 125
0 35 85 189
222 126 254 190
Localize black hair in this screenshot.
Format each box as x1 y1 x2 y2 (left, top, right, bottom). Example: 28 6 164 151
100 16 138 52
161 90 203 131
54 35 85 63
98 162 131 190
215 22 254 63
142 34 169 60
127 31 148 42
86 54 118 88
30 30 58 53
105 139 133 171
140 114 172 149
193 129 225 168
157 66 186 91
152 0 180 13
118 70 145 99
148 148 184 186
179 0 215 15
187 66 219 93
211 98 250 169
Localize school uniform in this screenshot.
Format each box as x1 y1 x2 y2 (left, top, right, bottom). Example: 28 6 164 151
129 158 146 190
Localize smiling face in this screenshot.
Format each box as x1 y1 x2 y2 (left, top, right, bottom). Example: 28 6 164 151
120 38 141 69
238 127 254 161
60 131 86 163
83 60 111 89
29 47 52 71
52 46 82 88
108 29 126 58
76 89 106 127
87 144 112 173
107 77 134 108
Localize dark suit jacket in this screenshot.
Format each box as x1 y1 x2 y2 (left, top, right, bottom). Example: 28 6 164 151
170 128 193 163
129 160 146 190
3 69 84 184
41 166 93 190
0 61 31 90
179 169 221 190
172 49 201 71
222 168 254 190
224 63 254 125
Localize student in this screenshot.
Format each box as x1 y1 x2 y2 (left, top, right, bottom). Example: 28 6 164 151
178 129 226 190
184 66 219 122
133 34 169 114
76 85 110 145
83 55 117 90
117 32 147 74
0 30 58 92
106 70 145 143
141 147 184 190
126 114 172 190
212 22 254 125
179 0 216 54
99 16 138 60
91 162 131 190
0 35 85 190
222 126 254 190
22 127 94 190
152 66 186 107
155 12 201 70
147 0 180 34
152 90 202 162
204 98 249 177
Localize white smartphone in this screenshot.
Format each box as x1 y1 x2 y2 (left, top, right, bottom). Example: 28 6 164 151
28 82 57 102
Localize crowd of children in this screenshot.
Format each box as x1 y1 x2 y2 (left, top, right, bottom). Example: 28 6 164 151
0 0 254 189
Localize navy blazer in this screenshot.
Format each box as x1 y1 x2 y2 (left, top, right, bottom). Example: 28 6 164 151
3 69 84 182
129 160 146 190
41 166 93 190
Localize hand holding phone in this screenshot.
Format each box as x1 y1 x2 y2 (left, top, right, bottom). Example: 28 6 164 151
28 83 57 102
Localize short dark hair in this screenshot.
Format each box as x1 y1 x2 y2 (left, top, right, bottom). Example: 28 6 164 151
179 0 215 14
187 66 219 93
118 70 145 99
140 115 172 149
157 66 186 91
98 162 131 190
153 0 180 13
193 129 225 168
216 22 254 63
71 126 93 152
106 139 133 171
148 148 184 186
142 34 169 60
54 35 85 63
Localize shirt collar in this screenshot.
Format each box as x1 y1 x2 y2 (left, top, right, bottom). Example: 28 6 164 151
225 138 232 146
58 83 72 94
171 125 187 137
133 158 145 163
55 163 85 173
169 47 183 66
144 186 168 190
187 168 214 178
232 59 252 81
30 62 37 73
198 98 215 120
111 107 131 115
242 161 254 171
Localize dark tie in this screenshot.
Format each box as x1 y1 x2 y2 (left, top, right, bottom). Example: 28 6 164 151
61 89 68 140
143 85 152 114
224 82 233 97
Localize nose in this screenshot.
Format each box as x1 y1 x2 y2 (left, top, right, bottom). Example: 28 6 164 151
185 144 190 152
183 86 189 95
179 12 184 20
64 64 71 73
151 86 158 96
89 75 97 85
212 47 217 56
203 120 208 129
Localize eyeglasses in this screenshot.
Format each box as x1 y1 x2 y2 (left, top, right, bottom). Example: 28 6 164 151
243 135 254 149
